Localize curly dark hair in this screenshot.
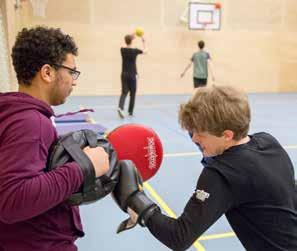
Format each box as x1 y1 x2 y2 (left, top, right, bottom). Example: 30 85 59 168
11 26 78 85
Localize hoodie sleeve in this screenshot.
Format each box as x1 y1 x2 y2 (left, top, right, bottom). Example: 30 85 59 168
0 111 84 224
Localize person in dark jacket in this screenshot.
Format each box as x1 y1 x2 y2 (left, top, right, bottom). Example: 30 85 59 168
117 33 147 118
113 85 297 251
0 26 109 251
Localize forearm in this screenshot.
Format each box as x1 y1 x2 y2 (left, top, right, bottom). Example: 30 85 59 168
0 162 83 223
182 63 192 75
141 37 147 53
146 169 233 250
147 211 203 251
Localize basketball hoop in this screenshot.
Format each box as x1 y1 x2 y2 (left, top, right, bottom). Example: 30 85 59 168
30 0 48 18
201 22 213 30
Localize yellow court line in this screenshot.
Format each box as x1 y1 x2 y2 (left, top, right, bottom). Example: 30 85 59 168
144 182 206 251
198 232 236 241
80 106 297 153
164 144 297 158
83 110 297 153
143 182 176 218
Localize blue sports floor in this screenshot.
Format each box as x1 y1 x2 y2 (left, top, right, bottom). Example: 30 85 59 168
53 93 297 251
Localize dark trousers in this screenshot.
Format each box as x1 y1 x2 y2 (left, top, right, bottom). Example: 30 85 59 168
193 77 207 88
118 75 137 115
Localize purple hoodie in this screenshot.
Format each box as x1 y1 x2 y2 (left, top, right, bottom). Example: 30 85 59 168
0 92 84 251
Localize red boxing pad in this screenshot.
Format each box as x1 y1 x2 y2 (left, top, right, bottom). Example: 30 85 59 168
107 124 163 181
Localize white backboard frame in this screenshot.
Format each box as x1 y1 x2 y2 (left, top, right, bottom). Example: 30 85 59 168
188 2 221 30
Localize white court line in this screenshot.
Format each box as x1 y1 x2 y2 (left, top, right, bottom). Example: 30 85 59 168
284 145 297 149
80 104 180 109
164 152 202 157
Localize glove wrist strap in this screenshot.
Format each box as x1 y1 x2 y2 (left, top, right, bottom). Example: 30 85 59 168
140 205 160 227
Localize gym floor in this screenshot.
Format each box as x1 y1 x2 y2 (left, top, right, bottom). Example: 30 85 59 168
53 92 297 251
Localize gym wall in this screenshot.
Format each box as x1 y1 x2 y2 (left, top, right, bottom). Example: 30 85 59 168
2 0 297 94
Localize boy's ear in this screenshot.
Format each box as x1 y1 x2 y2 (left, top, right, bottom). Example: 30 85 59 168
40 64 55 83
223 130 234 141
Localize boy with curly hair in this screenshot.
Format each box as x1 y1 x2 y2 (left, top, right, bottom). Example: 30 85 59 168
0 26 109 251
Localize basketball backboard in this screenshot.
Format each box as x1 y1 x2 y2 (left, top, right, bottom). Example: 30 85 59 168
181 2 221 30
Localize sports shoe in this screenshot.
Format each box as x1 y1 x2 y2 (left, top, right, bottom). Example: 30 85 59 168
117 108 125 119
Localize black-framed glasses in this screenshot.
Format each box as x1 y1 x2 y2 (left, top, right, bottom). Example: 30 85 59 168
53 64 81 80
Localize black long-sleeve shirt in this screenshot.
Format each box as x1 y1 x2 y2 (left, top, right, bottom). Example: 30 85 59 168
147 132 297 251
